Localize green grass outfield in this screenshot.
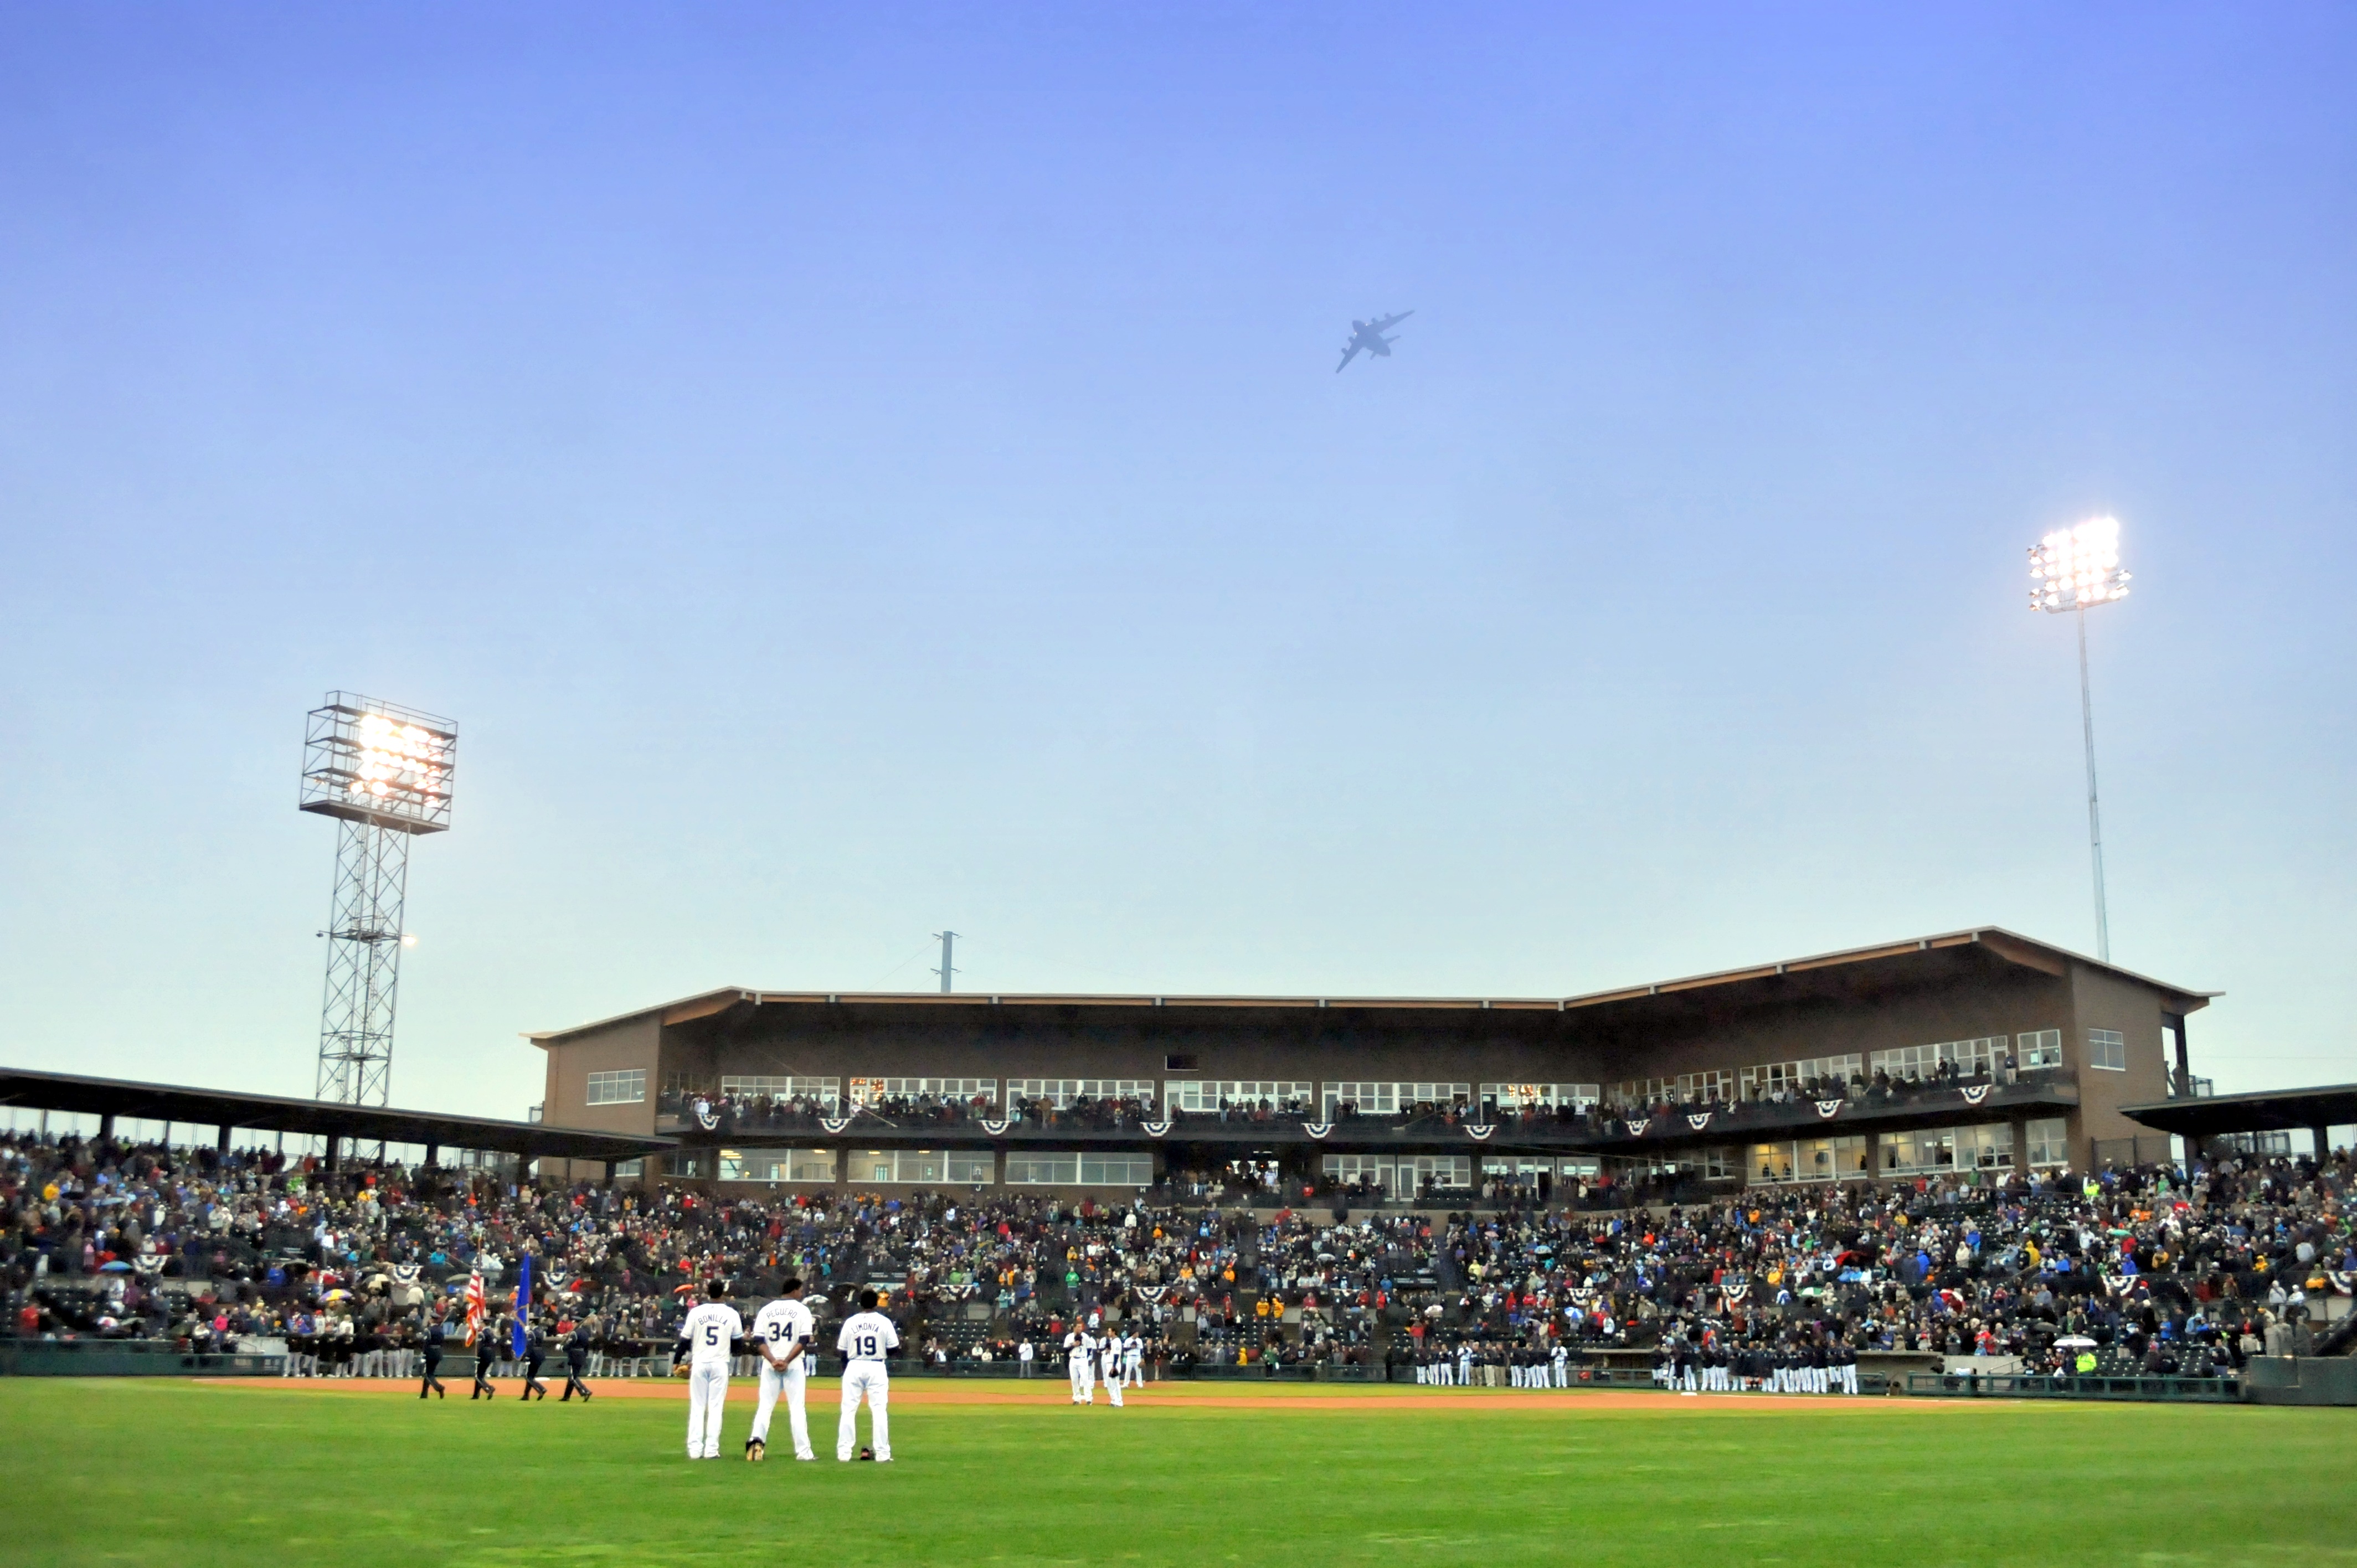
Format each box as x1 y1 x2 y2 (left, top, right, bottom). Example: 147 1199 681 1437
4 1378 2351 1568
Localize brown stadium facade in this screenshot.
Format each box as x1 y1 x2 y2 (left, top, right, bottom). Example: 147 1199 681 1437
528 926 2213 1196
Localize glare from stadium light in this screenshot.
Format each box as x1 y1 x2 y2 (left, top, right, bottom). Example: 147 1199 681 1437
2027 514 2130 614
301 693 457 834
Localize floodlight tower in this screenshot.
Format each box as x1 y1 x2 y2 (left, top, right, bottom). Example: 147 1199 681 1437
299 693 457 1105
2027 517 2131 962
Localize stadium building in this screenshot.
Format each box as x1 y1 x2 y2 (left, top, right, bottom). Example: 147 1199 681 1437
529 927 2214 1197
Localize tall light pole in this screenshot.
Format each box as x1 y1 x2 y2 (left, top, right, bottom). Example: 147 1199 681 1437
2027 517 2130 962
299 694 457 1105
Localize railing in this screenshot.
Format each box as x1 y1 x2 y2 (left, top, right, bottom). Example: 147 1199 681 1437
0 1339 284 1377
1904 1370 2237 1402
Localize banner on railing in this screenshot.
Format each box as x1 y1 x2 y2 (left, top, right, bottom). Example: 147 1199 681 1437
819 1116 853 1136
1814 1100 1843 1119
1686 1112 1712 1131
695 1108 721 1130
1462 1123 1495 1142
1623 1117 1650 1138
979 1118 1012 1137
1303 1122 1332 1139
1141 1120 1172 1138
1961 1084 1991 1105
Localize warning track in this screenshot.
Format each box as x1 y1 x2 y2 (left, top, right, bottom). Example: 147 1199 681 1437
195 1378 1975 1412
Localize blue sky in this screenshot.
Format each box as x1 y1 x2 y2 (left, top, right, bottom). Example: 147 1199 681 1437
2 4 2350 1118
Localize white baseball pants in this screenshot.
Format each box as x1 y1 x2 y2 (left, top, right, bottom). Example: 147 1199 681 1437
838 1363 891 1460
752 1361 812 1458
686 1362 730 1458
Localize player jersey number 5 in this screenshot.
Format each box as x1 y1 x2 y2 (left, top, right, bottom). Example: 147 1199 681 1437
702 1323 725 1348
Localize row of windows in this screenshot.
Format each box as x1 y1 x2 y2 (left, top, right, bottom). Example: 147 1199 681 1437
675 1029 2132 1118
1321 1082 1475 1115
849 1078 996 1105
1165 1080 1313 1113
706 1148 1152 1185
1005 1079 1157 1108
586 1070 646 1106
1743 1117 2071 1184
717 1076 842 1105
1321 1154 1474 1192
1870 1036 2009 1079
1005 1154 1155 1186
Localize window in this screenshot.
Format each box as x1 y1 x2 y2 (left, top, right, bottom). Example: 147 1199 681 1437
1869 1037 2008 1080
1005 1153 1079 1185
1881 1129 1956 1173
1321 1154 1469 1193
1746 1137 1866 1184
1477 1084 1599 1113
843 1149 986 1184
1324 1081 1473 1115
847 1078 997 1106
1077 1154 1153 1185
586 1069 646 1106
611 1159 644 1180
1730 1056 1864 1103
1163 1080 1313 1113
1957 1123 2015 1169
2015 1030 2062 1069
2087 1029 2127 1071
1164 1054 1199 1071
718 1075 840 1107
2025 1117 2069 1168
1005 1079 1155 1108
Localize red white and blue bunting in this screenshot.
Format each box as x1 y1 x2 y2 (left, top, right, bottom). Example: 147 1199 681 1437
694 1108 721 1131
978 1118 1012 1137
1141 1120 1172 1138
819 1116 853 1136
1463 1124 1496 1142
1624 1117 1650 1138
1813 1100 1843 1120
1686 1112 1712 1131
1303 1122 1333 1140
1961 1085 1991 1106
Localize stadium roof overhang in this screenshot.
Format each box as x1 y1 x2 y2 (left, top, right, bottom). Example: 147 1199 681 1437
0 1067 676 1163
526 926 2217 1044
2121 1084 2357 1139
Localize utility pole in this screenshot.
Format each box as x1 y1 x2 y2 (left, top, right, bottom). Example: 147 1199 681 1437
933 931 959 993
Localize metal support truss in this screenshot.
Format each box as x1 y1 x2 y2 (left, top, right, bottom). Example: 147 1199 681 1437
315 818 410 1106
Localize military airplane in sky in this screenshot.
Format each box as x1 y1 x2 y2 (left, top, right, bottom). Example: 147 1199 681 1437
1335 310 1413 372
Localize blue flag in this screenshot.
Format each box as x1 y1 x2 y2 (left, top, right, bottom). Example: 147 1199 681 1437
512 1253 532 1359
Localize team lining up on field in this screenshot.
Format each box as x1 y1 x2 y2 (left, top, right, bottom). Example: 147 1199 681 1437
6 1126 2351 1406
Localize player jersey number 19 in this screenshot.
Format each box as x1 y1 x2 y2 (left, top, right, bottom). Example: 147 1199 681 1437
852 1333 881 1358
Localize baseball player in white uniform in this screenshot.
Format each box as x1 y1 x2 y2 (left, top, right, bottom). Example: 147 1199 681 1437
1063 1323 1094 1405
747 1277 815 1462
1550 1342 1569 1388
835 1287 898 1462
673 1280 743 1461
1122 1330 1145 1388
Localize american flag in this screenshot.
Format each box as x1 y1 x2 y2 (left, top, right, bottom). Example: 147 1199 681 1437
462 1272 487 1346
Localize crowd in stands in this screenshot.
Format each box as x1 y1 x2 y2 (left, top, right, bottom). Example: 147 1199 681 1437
4 1125 2348 1395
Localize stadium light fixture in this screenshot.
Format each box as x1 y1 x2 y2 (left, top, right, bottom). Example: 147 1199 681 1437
2026 517 2129 962
300 693 458 1108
